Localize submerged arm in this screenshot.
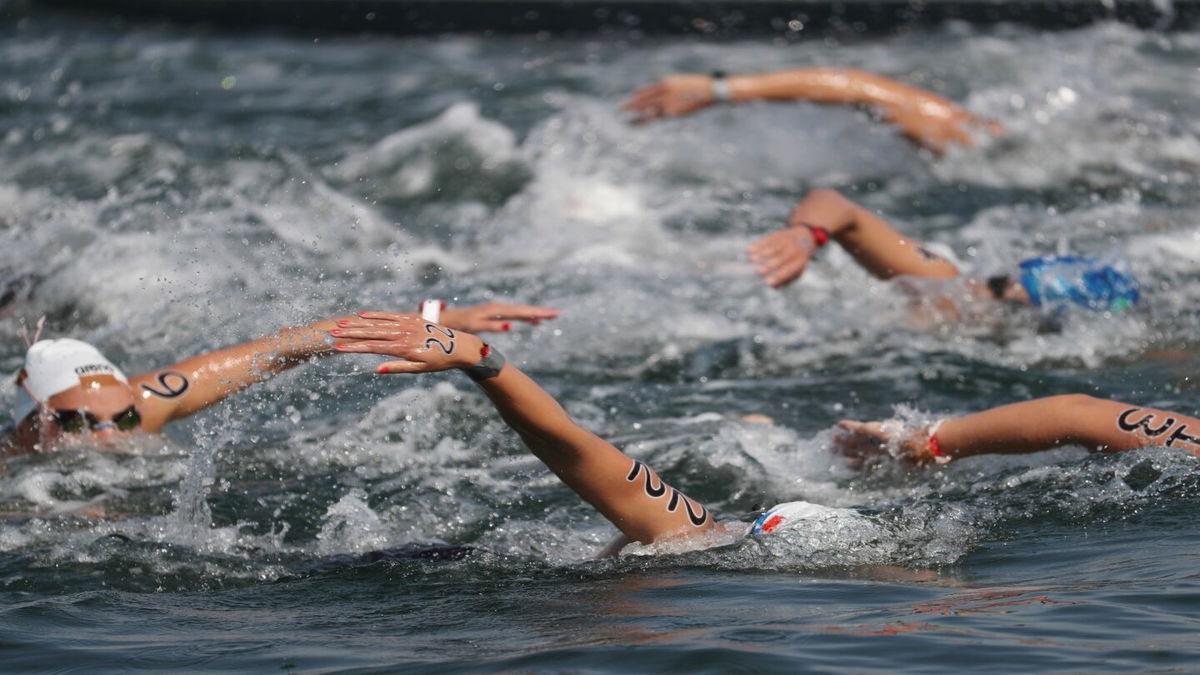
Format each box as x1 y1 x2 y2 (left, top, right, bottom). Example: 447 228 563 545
331 313 721 547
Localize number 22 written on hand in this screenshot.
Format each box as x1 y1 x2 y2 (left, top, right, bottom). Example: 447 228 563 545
423 324 456 355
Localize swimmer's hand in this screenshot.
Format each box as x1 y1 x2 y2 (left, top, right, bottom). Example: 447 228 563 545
331 313 486 374
833 420 936 467
748 225 821 288
621 74 716 123
441 302 560 333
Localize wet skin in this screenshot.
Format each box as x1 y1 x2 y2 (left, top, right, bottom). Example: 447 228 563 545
10 377 142 453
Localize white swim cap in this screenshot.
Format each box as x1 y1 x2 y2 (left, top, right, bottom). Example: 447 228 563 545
12 339 128 423
750 501 847 535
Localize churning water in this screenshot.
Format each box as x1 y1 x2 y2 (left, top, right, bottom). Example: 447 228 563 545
2 8 1200 671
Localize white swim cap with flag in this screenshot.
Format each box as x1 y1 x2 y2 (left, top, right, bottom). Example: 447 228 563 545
12 339 128 423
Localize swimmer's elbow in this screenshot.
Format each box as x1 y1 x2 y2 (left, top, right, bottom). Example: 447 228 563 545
1036 393 1094 411
1042 394 1108 451
805 187 846 203
801 188 853 213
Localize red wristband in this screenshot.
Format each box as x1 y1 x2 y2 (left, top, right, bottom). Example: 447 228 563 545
798 223 830 248
928 434 945 459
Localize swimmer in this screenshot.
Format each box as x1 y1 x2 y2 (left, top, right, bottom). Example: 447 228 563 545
835 394 1200 466
2 302 560 457
622 67 1001 153
330 313 726 553
329 315 1200 551
748 188 1138 319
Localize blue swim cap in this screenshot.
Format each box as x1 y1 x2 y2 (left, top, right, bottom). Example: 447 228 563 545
1017 255 1139 312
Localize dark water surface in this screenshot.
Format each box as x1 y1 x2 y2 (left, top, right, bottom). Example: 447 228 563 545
2 8 1200 671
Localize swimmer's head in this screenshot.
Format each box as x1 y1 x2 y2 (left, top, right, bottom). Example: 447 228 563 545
1015 256 1139 312
751 501 833 535
13 339 141 444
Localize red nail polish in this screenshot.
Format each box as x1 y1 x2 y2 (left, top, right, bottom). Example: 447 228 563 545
502 322 511 331
337 320 348 326
440 301 447 310
330 329 342 335
335 343 346 349
376 365 388 374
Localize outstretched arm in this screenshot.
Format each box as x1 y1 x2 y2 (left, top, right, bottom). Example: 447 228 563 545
129 317 348 431
439 302 560 333
837 394 1200 465
621 68 999 153
129 302 560 431
330 313 721 548
748 188 961 288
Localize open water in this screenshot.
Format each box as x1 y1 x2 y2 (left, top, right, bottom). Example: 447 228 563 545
2 6 1200 671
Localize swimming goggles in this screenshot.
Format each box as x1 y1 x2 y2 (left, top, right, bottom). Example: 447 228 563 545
51 405 142 433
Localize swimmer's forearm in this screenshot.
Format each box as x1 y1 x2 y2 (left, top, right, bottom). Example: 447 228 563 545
728 68 955 112
788 188 860 236
474 365 602 455
936 395 1200 459
719 68 984 153
935 395 1097 458
473 364 705 545
790 189 960 280
135 317 354 423
259 318 355 367
230 315 376 373
470 362 657 535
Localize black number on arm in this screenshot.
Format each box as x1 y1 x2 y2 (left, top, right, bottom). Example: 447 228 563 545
1117 408 1175 437
627 460 710 527
1166 425 1200 449
140 371 190 399
1117 408 1200 450
423 323 456 355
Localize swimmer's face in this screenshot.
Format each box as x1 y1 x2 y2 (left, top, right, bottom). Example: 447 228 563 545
38 375 141 449
986 275 1032 305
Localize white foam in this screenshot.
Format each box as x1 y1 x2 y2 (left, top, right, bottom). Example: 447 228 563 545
334 102 518 201
315 488 393 555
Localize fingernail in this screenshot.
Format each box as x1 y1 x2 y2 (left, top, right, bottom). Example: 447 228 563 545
375 365 388 374
358 311 369 317
330 329 342 335
337 320 348 326
502 322 511 331
335 343 346 350
440 301 447 310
